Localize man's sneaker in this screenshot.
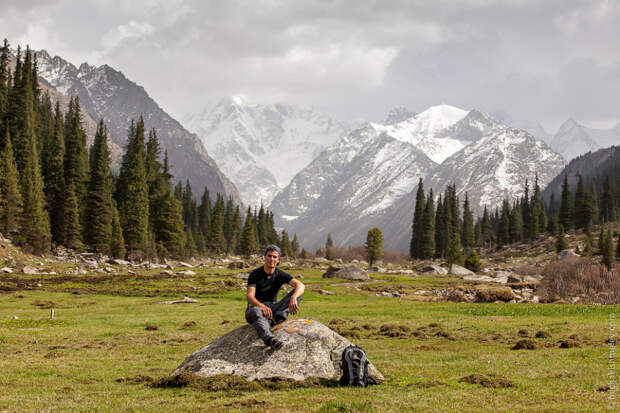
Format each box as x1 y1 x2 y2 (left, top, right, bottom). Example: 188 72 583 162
268 337 283 350
274 314 287 325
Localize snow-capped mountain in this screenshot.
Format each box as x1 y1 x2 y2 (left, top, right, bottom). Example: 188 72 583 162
548 119 620 161
35 50 239 201
269 123 435 247
271 105 565 252
183 97 354 205
383 107 416 125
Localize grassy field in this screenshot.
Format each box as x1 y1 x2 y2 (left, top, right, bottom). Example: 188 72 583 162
0 264 617 412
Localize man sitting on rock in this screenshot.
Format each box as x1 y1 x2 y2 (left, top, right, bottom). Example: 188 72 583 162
245 245 305 350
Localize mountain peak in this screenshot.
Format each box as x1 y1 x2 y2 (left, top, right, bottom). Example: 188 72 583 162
383 106 416 124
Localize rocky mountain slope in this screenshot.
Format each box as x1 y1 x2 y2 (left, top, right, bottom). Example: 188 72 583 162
542 145 620 202
182 97 353 204
35 50 239 201
271 106 565 252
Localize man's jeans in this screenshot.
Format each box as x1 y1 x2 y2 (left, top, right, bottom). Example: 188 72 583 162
245 290 302 344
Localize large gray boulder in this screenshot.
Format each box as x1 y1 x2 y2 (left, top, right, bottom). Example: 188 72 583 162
322 265 369 281
448 264 475 275
172 318 384 383
557 249 579 260
420 265 448 275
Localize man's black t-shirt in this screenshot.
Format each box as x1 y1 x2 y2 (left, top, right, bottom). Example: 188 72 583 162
247 266 293 303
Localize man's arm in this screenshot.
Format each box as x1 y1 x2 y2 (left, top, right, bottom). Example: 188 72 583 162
288 278 305 315
247 286 273 319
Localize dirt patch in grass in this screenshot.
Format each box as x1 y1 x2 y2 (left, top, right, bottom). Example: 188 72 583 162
181 321 197 329
410 380 448 388
145 325 158 331
378 323 410 338
32 299 57 308
517 329 530 337
459 373 513 388
512 339 537 350
224 399 270 409
116 375 154 384
535 330 552 338
152 371 338 392
559 339 580 348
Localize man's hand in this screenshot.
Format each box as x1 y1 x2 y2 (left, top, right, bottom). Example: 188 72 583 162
289 298 299 315
261 304 273 319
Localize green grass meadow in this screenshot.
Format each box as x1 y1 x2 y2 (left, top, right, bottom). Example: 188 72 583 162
0 266 616 412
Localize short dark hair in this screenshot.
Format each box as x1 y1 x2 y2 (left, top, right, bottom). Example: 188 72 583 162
264 245 282 256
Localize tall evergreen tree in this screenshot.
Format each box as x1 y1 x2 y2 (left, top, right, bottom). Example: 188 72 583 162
14 47 51 253
238 206 258 256
229 205 242 253
0 39 9 121
116 116 149 259
0 128 22 238
410 178 425 258
601 227 614 270
600 175 616 223
110 200 125 259
280 230 293 257
573 174 592 231
481 206 492 247
43 102 65 244
63 97 89 205
325 233 334 260
434 195 445 257
559 174 572 230
222 196 235 253
197 186 211 242
509 202 524 242
498 200 510 246
462 192 474 249
421 189 435 259
291 234 300 257
555 225 568 252
83 120 113 253
365 227 384 266
208 193 225 253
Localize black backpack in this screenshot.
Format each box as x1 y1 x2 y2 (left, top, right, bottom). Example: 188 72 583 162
339 345 375 387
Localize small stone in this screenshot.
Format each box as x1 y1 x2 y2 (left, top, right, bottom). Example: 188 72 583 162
322 265 369 281
22 265 39 275
160 270 174 276
112 259 131 266
177 270 196 276
127 270 136 275
420 265 447 275
448 264 475 275
235 273 249 280
11 315 18 320
178 262 194 268
314 289 334 295
1 267 13 273
557 249 579 260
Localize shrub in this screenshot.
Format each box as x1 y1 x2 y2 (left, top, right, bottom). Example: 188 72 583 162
537 257 620 304
464 250 482 272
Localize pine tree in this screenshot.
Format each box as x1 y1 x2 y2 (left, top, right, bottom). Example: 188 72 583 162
461 192 474 248
590 182 599 226
63 181 82 250
521 179 531 237
63 97 89 206
238 206 258 256
559 174 572 230
555 225 568 253
152 190 185 257
280 230 292 257
116 117 149 259
257 203 268 247
291 234 300 257
230 205 242 253
365 227 383 266
434 195 445 257
83 120 113 254
223 196 235 253
43 102 65 244
573 174 592 231
547 215 559 236
410 178 425 258
600 175 616 223
601 227 614 270
421 189 435 259
14 48 51 253
0 39 9 120
208 193 225 253
509 201 524 242
0 128 22 238
446 230 464 267
481 206 492 248
325 233 334 260
498 200 510 246
464 249 482 272
197 186 211 242
109 200 125 259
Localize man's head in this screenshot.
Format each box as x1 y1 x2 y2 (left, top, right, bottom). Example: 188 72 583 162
263 245 281 271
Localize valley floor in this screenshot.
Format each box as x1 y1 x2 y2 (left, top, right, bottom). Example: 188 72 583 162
0 264 616 412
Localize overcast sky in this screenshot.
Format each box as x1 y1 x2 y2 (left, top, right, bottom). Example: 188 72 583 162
1 0 619 131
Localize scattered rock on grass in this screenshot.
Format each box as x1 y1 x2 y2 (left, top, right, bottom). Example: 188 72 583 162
162 297 198 304
449 264 475 275
420 265 447 275
322 265 369 281
145 325 158 331
535 330 552 339
22 265 39 275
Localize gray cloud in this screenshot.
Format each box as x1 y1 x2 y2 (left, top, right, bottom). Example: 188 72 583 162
1 0 618 131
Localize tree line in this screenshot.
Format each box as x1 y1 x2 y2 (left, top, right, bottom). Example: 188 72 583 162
0 40 298 259
410 170 620 267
